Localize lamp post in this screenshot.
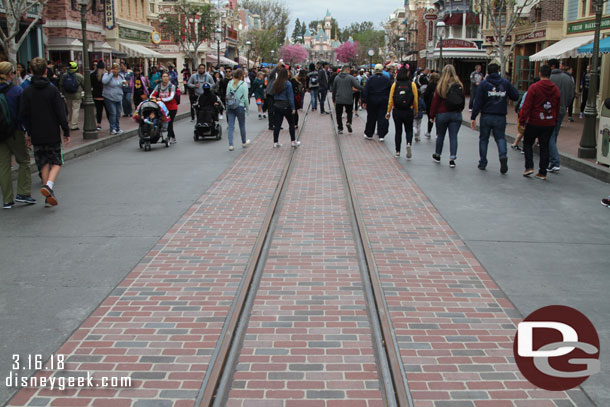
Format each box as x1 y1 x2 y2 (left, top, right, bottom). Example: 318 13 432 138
368 48 374 71
215 27 222 68
399 37 405 63
271 49 275 62
436 21 445 70
245 40 252 70
578 0 608 158
77 0 97 139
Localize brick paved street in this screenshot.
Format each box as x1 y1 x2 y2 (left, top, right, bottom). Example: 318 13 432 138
2 98 607 407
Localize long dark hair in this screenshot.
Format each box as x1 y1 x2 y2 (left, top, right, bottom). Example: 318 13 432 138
272 68 289 95
396 67 410 81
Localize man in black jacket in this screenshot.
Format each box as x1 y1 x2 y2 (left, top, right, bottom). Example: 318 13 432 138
318 62 330 114
362 64 392 141
19 57 70 208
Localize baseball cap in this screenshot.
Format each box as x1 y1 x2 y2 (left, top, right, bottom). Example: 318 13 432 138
374 64 383 72
203 83 211 89
69 61 78 72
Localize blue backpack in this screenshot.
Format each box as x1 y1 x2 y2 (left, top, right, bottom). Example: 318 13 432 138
63 72 79 94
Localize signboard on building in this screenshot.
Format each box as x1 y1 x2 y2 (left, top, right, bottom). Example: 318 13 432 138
119 26 151 43
515 30 546 42
424 13 438 21
485 35 512 43
438 39 478 48
567 16 610 34
105 0 116 30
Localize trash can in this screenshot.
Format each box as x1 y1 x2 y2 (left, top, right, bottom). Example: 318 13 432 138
597 98 610 166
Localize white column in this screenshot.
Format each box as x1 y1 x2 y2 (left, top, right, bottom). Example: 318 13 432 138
462 12 466 39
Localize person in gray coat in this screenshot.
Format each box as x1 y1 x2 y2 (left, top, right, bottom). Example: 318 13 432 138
332 65 363 134
548 59 575 173
102 63 126 135
187 64 215 98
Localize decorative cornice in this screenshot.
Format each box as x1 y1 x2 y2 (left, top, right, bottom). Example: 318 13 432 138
44 20 104 33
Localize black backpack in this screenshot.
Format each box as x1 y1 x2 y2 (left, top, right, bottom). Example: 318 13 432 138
0 84 15 142
63 72 79 94
309 73 318 87
445 83 465 112
393 80 414 110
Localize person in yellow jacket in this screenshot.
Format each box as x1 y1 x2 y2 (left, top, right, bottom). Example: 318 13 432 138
385 66 418 159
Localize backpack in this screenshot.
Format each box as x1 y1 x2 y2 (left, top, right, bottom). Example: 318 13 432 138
445 83 465 112
515 91 527 115
226 82 244 110
0 84 15 141
309 73 319 87
63 72 79 94
393 81 414 110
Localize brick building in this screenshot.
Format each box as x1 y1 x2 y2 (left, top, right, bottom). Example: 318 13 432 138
44 0 111 71
0 2 45 64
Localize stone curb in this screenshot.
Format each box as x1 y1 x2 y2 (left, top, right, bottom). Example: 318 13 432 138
462 120 610 184
11 112 190 180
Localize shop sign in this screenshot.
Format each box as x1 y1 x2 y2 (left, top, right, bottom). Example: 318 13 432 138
567 16 610 34
486 35 512 43
105 0 116 30
438 39 478 48
515 30 546 42
424 13 438 21
119 26 151 43
428 21 434 44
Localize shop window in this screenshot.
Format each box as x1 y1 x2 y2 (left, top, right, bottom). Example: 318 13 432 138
466 24 478 38
589 0 597 15
581 0 587 17
535 6 542 22
71 0 77 11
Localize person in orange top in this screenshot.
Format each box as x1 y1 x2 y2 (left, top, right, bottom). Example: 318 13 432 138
386 66 418 159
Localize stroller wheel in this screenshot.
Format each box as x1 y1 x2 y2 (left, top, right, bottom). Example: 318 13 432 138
144 143 152 152
193 131 198 142
139 141 143 149
165 138 170 148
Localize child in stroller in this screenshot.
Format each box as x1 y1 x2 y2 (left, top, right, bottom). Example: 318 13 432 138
134 98 171 151
194 83 224 141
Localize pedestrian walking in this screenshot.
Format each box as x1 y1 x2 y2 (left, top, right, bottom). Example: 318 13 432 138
566 67 575 122
548 59 574 173
385 66 418 158
58 61 84 131
413 89 425 143
270 68 299 148
511 77 540 151
90 60 108 131
353 70 364 115
362 64 392 142
187 64 214 121
318 62 330 114
518 64 560 181
332 65 363 135
469 64 484 111
102 63 125 135
219 67 233 105
307 63 319 111
429 64 465 168
225 69 250 151
252 72 266 119
181 64 191 94
580 65 590 119
470 62 519 174
0 62 36 209
149 66 161 93
423 72 440 138
120 61 134 117
19 57 70 208
265 62 281 131
151 72 178 144
288 69 304 128
130 67 150 108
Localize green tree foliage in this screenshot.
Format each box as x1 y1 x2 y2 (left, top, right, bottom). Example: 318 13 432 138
243 27 281 64
240 0 291 44
160 0 217 70
307 18 339 39
339 21 375 42
353 29 386 63
292 18 302 43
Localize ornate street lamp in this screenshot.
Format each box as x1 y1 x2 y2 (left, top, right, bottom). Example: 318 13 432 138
215 27 222 68
399 37 405 63
578 0 609 158
271 49 275 62
76 0 97 139
245 40 252 70
368 48 374 71
436 21 446 69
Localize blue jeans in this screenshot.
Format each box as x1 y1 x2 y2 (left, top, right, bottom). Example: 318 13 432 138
549 112 564 168
104 99 122 132
435 112 462 159
478 114 507 167
310 88 319 110
318 88 328 112
122 92 133 116
227 106 246 146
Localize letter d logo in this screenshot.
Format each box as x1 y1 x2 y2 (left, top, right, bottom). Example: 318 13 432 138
517 322 577 357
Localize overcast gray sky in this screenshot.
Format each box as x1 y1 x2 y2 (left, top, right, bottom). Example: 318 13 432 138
285 2 399 33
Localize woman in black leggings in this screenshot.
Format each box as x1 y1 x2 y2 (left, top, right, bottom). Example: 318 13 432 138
423 72 440 138
90 62 109 130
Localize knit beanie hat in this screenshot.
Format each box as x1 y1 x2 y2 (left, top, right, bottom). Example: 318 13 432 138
97 60 105 69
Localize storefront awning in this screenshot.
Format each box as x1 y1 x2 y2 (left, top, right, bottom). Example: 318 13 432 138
577 36 610 55
119 42 163 58
46 37 83 50
529 35 594 61
206 54 237 65
238 55 256 67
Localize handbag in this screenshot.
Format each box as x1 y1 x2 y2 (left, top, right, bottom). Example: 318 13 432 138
274 99 290 109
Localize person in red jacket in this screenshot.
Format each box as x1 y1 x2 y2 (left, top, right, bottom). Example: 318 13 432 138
151 72 178 143
518 64 560 180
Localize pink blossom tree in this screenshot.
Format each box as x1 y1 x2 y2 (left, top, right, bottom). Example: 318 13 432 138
279 44 309 66
335 41 360 64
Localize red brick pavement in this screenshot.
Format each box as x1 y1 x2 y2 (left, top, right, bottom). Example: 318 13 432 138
342 114 579 407
224 111 384 406
7 127 292 407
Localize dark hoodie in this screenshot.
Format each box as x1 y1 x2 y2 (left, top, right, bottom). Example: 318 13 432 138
19 76 69 145
332 72 363 105
471 73 519 120
362 73 392 106
518 79 561 128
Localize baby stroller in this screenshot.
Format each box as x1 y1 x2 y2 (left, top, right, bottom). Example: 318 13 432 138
194 87 223 141
136 100 170 151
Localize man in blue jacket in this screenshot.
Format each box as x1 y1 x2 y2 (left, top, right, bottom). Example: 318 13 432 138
470 62 519 174
362 64 392 141
317 62 330 115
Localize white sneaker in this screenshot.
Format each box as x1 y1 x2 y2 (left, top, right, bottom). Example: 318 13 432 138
379 138 385 142
273 143 281 148
242 139 250 148
425 132 431 138
229 145 234 151
111 129 118 135
364 135 372 140
116 129 124 135
263 114 267 118
291 140 301 147
549 166 560 172
406 145 412 159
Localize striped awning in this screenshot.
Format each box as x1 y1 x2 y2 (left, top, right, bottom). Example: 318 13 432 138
529 35 594 61
119 42 163 58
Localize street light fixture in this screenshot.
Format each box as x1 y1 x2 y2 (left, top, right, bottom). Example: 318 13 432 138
399 37 405 63
436 21 446 69
368 48 374 71
578 0 608 158
76 0 97 139
271 49 275 62
245 40 252 71
215 27 222 69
